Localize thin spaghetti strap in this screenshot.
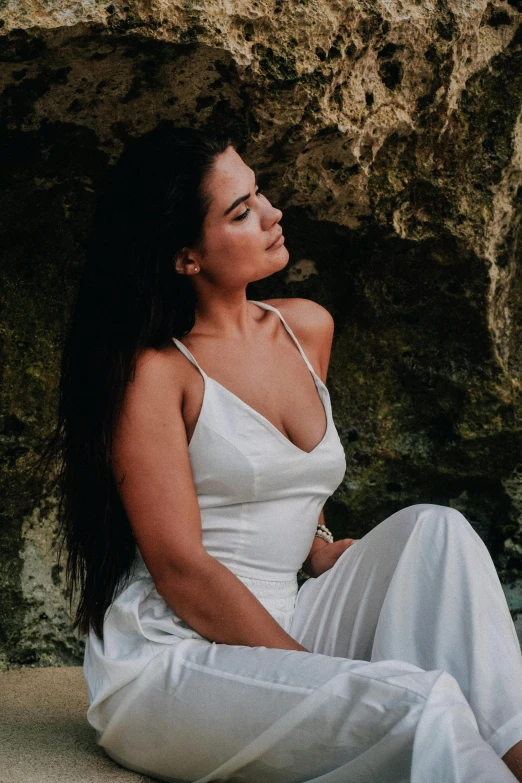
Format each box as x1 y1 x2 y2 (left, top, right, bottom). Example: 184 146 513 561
247 300 319 379
171 337 206 377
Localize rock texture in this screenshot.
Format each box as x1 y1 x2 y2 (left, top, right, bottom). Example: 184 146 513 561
1 0 522 667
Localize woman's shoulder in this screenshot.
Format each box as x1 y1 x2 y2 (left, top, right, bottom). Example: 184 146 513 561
261 296 333 322
131 344 190 409
259 298 334 344
259 298 335 382
134 343 187 379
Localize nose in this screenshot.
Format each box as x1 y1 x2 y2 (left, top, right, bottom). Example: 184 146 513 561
263 199 283 228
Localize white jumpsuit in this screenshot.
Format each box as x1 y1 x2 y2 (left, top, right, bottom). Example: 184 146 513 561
84 300 522 782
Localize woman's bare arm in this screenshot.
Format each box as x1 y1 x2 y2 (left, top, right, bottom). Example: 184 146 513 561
156 549 307 650
111 347 308 652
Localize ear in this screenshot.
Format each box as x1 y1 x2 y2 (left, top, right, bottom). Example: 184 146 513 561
174 247 199 276
174 247 194 275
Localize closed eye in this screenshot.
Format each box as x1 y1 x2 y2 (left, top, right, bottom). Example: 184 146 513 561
234 188 262 221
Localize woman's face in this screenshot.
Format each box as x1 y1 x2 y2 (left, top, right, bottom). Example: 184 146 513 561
184 146 289 286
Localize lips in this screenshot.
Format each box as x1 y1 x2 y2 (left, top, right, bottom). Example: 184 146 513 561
267 231 284 249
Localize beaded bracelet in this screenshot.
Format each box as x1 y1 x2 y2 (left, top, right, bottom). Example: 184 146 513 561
298 523 334 581
315 523 334 544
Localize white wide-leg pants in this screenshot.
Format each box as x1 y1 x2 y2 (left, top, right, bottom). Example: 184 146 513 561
94 504 522 782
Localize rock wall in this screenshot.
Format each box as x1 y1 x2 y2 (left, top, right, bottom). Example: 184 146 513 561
1 0 522 667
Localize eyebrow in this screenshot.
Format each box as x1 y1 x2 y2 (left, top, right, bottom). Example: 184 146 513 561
223 174 258 216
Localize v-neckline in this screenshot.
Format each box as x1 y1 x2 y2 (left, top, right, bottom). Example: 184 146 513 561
172 300 330 457
207 375 330 456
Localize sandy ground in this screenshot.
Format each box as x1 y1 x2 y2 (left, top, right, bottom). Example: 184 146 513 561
0 666 154 782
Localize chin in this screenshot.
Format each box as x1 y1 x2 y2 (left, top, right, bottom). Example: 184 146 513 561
274 246 290 269
254 251 289 283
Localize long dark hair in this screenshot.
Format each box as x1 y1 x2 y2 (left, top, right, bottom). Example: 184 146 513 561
34 123 234 641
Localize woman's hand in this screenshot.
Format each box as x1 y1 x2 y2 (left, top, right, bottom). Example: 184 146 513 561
305 538 359 578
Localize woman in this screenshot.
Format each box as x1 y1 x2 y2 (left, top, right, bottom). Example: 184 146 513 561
45 123 522 781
